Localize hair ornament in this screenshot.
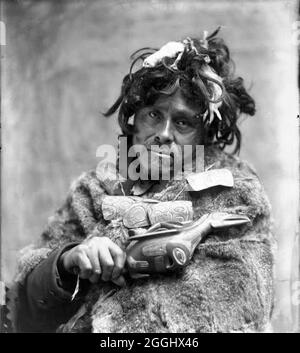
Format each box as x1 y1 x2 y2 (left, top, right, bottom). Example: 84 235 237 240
142 32 223 123
142 41 185 68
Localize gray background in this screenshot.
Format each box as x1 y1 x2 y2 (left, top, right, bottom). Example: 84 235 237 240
1 0 299 331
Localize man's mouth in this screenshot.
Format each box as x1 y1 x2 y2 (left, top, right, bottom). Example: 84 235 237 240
146 147 174 159
150 151 172 159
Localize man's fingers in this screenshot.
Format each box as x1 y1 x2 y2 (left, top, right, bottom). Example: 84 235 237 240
98 246 114 282
111 275 126 287
89 271 101 284
70 238 126 284
87 249 102 283
109 243 126 280
76 252 93 279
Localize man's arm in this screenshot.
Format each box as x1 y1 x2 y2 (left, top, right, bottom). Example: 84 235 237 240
17 243 89 332
9 170 110 332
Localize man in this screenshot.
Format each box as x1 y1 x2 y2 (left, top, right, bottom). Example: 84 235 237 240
8 28 275 332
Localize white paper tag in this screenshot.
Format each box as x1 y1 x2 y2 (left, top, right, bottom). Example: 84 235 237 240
186 168 234 191
71 275 80 301
131 180 154 196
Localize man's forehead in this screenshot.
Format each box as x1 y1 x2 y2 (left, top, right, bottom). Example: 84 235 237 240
151 91 203 115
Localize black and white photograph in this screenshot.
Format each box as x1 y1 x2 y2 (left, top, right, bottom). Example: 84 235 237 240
0 0 299 337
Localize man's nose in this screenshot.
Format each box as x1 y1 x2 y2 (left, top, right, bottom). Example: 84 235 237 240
154 119 174 145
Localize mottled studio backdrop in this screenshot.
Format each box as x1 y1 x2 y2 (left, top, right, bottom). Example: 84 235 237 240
1 0 299 331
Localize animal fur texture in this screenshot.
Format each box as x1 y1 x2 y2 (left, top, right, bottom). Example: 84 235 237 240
9 147 275 332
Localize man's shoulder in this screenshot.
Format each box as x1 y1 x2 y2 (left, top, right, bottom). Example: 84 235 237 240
205 146 260 179
68 169 99 193
67 164 123 197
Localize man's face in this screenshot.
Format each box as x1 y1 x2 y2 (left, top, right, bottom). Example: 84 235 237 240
131 88 204 178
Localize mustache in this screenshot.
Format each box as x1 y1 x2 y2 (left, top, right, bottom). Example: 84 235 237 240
145 143 180 156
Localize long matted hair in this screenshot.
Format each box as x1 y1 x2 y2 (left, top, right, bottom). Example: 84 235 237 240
104 28 255 154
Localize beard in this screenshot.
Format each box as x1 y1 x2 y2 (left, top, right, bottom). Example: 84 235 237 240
130 143 192 181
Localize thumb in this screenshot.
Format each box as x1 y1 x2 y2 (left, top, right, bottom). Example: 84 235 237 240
111 275 126 287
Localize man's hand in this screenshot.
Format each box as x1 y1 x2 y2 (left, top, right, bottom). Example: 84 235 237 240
60 237 126 286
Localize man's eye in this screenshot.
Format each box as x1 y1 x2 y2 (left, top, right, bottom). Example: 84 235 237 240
176 120 188 127
149 111 159 119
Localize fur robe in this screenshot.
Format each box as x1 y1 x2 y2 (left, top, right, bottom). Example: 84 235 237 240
8 147 275 332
